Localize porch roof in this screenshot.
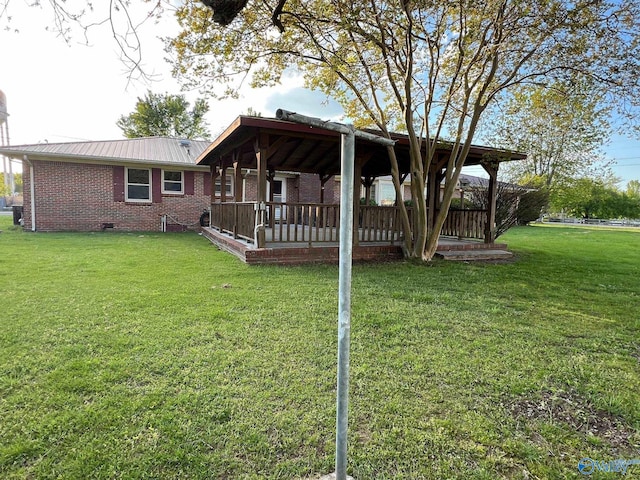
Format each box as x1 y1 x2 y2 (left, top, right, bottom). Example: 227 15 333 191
196 116 526 177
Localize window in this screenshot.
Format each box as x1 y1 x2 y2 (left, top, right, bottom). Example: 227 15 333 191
162 170 183 194
215 176 233 197
369 184 377 203
379 181 397 206
126 168 151 202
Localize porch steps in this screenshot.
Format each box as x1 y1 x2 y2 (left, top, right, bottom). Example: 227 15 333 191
435 237 512 260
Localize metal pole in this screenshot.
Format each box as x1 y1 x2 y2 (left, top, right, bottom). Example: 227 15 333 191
275 109 395 147
336 130 354 480
274 109 394 479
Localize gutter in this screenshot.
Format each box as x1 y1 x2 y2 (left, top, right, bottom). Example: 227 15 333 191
23 155 36 231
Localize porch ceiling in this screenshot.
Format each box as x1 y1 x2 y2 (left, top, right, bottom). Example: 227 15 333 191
196 116 526 177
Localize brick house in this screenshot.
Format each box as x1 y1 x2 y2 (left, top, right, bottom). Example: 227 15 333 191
0 137 213 232
0 135 345 232
0 117 525 265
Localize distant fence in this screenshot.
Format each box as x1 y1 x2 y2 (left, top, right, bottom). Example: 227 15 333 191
542 217 640 227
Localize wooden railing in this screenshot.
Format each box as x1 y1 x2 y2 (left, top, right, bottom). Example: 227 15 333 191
210 202 485 245
267 202 341 244
440 208 486 239
358 205 404 243
210 202 409 246
210 202 256 242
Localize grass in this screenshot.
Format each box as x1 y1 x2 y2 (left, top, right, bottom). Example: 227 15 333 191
0 216 638 479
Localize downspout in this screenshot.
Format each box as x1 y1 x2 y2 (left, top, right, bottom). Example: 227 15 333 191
23 155 36 231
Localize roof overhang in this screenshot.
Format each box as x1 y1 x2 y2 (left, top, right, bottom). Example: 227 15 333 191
0 149 209 171
196 116 526 178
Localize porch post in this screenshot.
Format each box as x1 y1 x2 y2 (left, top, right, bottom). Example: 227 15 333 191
233 152 243 202
319 173 331 204
427 159 445 232
427 163 438 232
255 131 268 248
268 169 276 202
209 164 220 231
210 164 219 200
267 169 276 229
362 176 375 205
352 159 362 247
220 166 227 203
483 160 499 244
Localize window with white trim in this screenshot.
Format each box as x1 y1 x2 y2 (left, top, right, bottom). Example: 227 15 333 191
162 170 184 194
215 176 233 197
126 167 151 202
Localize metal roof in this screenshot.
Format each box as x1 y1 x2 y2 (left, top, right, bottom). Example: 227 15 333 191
0 137 210 169
196 116 527 178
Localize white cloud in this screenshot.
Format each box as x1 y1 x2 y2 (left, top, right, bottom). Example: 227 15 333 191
4 3 634 184
0 4 345 147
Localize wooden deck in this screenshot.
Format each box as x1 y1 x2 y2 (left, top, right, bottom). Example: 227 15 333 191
201 226 511 264
204 201 511 263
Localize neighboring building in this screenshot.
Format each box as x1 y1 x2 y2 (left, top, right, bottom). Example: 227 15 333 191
0 137 212 232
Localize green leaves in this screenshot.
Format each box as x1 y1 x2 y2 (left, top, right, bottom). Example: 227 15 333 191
552 177 640 219
116 90 211 140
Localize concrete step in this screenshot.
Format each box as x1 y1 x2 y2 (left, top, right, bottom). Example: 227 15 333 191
435 249 513 261
436 241 509 251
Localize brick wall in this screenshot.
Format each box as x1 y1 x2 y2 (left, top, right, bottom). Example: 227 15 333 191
298 174 321 203
244 175 257 201
23 160 210 232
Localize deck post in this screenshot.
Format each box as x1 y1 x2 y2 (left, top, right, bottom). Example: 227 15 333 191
267 169 276 229
255 132 269 248
233 152 243 203
319 173 331 204
220 167 227 203
210 163 219 199
426 161 441 232
210 165 220 231
483 160 499 244
352 160 362 247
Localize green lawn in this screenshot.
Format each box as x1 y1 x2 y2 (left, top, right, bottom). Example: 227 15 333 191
1 216 638 479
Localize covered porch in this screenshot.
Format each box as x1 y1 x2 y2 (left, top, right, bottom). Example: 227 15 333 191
196 116 523 263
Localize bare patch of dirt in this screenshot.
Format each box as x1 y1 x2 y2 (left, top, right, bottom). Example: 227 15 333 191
509 389 638 452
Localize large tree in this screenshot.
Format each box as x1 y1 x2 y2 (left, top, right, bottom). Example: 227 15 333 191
627 180 640 199
169 0 640 260
117 91 211 139
482 81 612 189
552 177 640 220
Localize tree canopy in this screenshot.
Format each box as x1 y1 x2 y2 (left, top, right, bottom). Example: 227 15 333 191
552 177 640 219
116 91 210 140
168 0 640 260
483 81 612 188
627 180 640 198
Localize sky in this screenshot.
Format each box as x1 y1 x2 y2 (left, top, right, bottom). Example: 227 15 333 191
1 1 639 186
